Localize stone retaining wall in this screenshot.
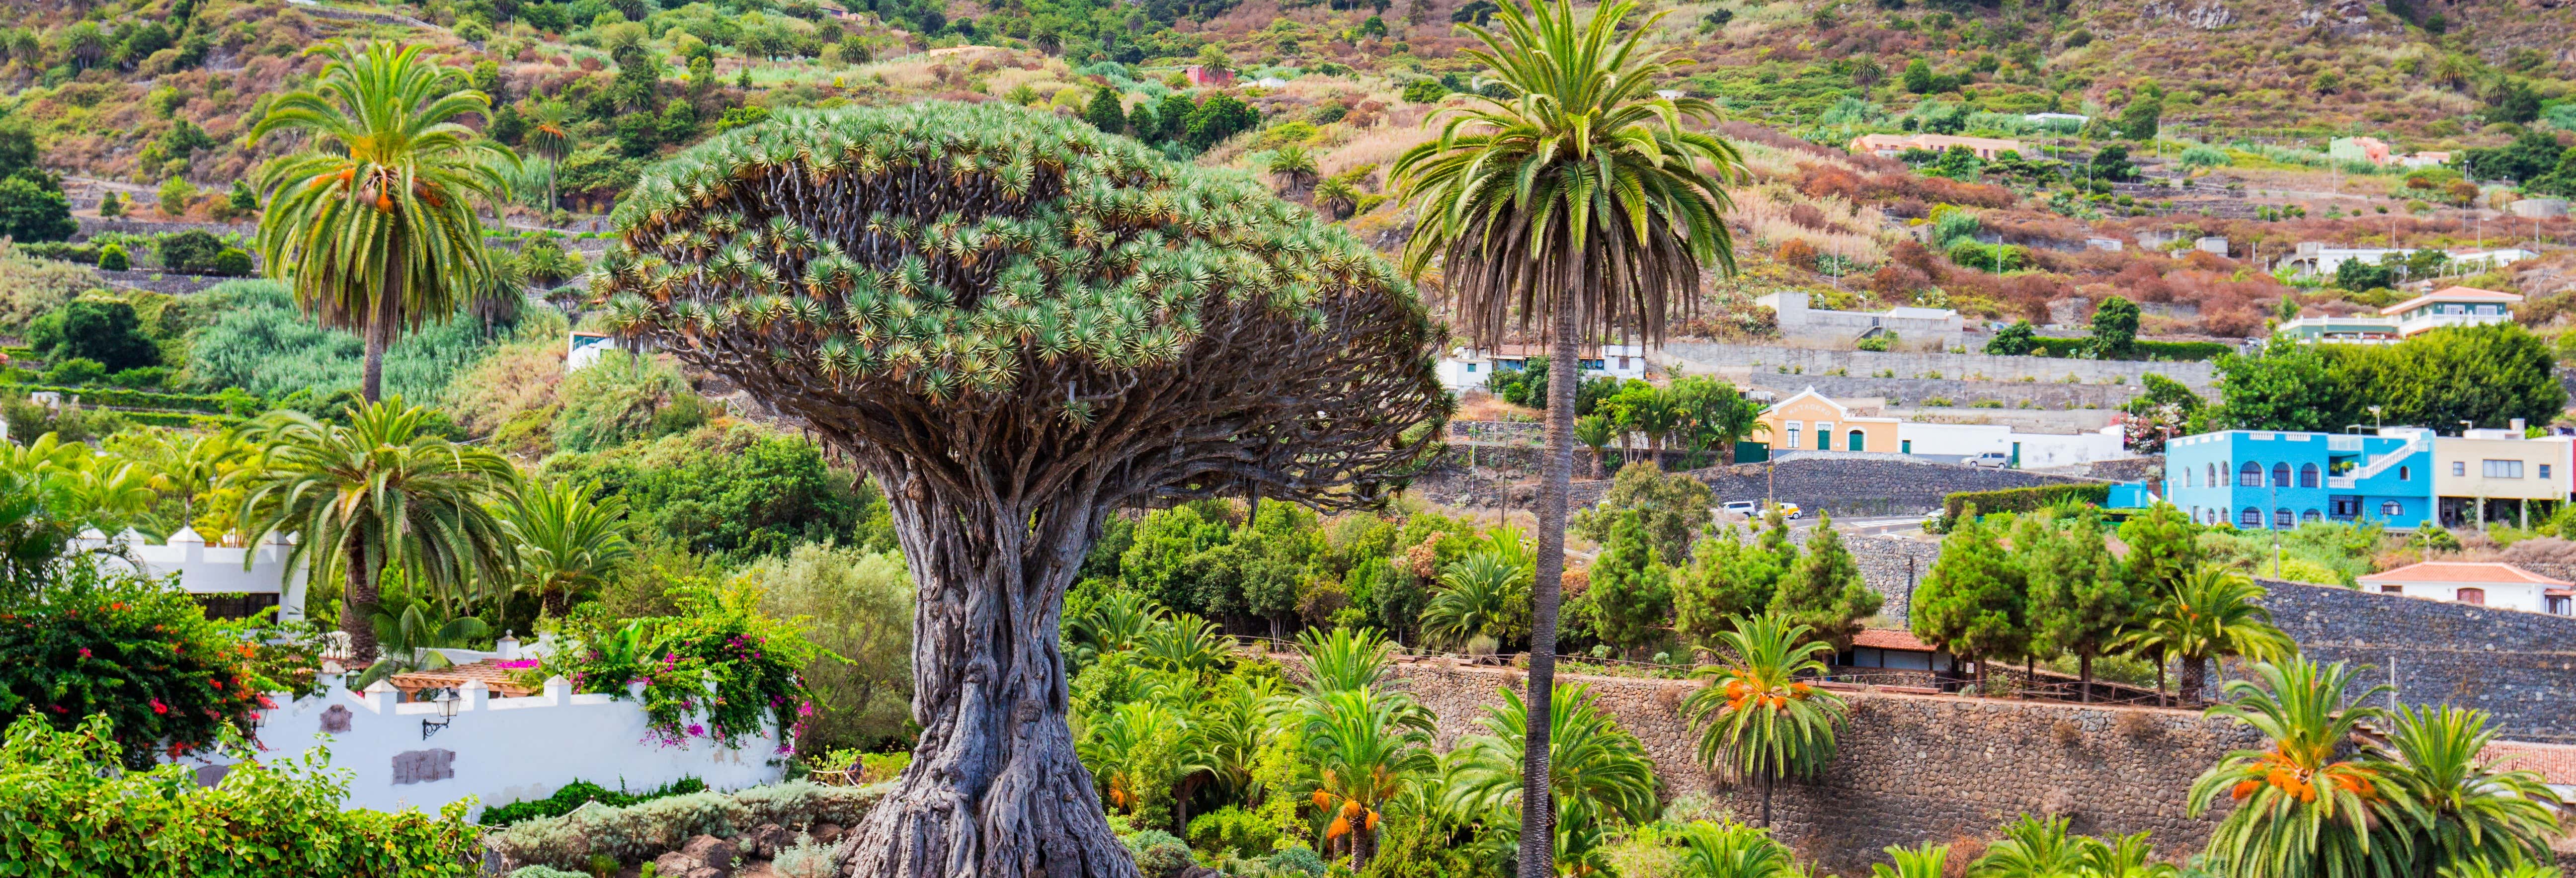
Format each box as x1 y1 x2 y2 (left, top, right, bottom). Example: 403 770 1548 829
1743 374 2148 410
1368 659 2259 873
1661 342 2218 391
1412 453 2090 519
2256 578 2576 742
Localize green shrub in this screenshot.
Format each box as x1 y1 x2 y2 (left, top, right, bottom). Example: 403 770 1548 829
97 244 129 271
0 567 278 765
177 280 522 402
1399 80 1448 103
478 777 709 827
749 545 914 756
29 299 161 373
0 713 480 875
552 352 710 453
1939 484 2112 530
487 781 886 871
543 423 886 560
211 246 253 277
41 357 107 386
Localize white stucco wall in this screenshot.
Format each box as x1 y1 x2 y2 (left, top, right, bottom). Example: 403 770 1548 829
173 675 785 818
2360 581 2556 615
73 528 308 621
1896 423 2132 466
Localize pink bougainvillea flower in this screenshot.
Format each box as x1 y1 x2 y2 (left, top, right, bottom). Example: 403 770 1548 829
495 659 540 669
150 699 168 715
687 723 706 737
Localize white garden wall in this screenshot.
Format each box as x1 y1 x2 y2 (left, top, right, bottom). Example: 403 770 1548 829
173 673 785 818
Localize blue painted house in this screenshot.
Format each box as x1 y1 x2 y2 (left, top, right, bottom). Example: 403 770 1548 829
2160 428 2434 529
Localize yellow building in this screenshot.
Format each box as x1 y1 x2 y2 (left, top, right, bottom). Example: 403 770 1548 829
2432 428 2574 528
1756 388 1903 454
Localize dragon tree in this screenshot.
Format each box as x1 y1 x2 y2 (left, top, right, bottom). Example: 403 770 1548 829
595 102 1448 878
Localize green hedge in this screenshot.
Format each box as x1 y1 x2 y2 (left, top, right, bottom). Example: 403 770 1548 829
478 777 707 827
1940 483 2112 529
2020 338 2230 362
20 385 241 413
117 410 242 429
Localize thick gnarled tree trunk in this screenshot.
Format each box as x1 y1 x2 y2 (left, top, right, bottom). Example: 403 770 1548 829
839 473 1137 878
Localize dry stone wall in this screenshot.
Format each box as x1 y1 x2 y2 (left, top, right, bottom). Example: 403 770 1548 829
1362 659 2259 874
1659 342 2219 391
1412 453 2093 519
2256 578 2576 742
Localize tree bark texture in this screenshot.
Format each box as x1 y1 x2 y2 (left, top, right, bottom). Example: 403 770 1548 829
340 535 380 665
1518 302 1579 878
838 479 1135 878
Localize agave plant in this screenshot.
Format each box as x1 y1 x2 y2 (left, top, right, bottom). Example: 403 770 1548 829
1683 613 1848 827
2378 705 2561 875
2187 658 2416 878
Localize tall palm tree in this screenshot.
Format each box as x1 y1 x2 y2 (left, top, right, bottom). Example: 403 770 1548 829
2118 565 2295 703
1302 685 1439 870
1390 0 1743 868
1683 613 1847 827
252 40 518 402
234 400 518 664
1444 682 1660 829
525 101 576 214
2378 705 2561 875
497 477 633 620
2186 658 2418 878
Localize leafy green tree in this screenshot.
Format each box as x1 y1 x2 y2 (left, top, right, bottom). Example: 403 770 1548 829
1683 613 1847 827
1768 513 1880 649
2089 296 2139 359
1082 83 1127 134
0 174 74 242
252 41 518 402
1184 92 1259 149
1571 462 1710 564
593 100 1444 877
1675 520 1793 648
1902 58 1936 93
2207 340 2351 433
550 351 708 453
1583 510 1672 656
2187 658 2414 878
749 543 914 754
1910 506 2029 690
542 424 884 561
1392 3 1744 863
2334 257 2395 292
235 400 518 664
2018 508 2138 700
30 299 160 373
2117 93 2162 140
1304 685 1438 870
1120 501 1236 616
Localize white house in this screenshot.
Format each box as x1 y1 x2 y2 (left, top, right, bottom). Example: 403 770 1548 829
566 331 622 372
1756 290 1965 349
2356 561 2572 616
2270 286 2521 344
71 528 308 621
1438 343 1648 394
1894 421 2134 467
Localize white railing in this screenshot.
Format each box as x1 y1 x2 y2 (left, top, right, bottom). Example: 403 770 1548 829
2350 432 2428 481
71 528 309 621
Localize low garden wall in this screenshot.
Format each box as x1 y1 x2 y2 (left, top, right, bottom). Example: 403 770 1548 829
173 673 784 818
1368 659 2261 874
1658 342 2219 392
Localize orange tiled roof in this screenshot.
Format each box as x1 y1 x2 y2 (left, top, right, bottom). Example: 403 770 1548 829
1851 629 1937 651
2359 562 2572 587
387 658 544 698
2482 740 2576 785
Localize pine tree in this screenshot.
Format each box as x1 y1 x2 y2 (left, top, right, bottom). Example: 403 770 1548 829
1674 518 1791 650
1910 505 2029 691
1768 513 1880 649
1586 510 1672 657
1083 84 1127 135
2019 508 2136 700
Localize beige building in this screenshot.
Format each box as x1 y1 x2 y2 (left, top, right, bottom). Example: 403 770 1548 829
1847 133 2027 160
2431 427 2574 528
1755 388 1902 454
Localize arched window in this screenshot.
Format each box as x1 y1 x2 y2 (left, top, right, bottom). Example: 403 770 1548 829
2302 509 2323 522
2381 500 2404 516
2271 463 2291 487
1848 429 1866 452
2274 508 2295 528
2240 507 2263 527
2299 464 2320 488
2456 588 2486 606
2398 466 2411 480
2208 463 2220 486
2239 462 2263 487
2184 468 2196 488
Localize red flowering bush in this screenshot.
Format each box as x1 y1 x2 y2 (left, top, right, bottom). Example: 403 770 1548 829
533 580 825 751
0 565 270 767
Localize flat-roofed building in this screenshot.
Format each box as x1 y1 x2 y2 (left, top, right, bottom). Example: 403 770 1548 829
1847 133 2027 160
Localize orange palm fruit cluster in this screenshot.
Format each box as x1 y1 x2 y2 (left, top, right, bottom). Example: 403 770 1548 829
2231 779 2261 800
1789 682 1813 699
1312 789 1332 810
1326 815 1351 840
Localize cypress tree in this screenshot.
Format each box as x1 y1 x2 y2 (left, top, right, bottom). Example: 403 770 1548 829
1910 505 2029 691
1769 512 1881 649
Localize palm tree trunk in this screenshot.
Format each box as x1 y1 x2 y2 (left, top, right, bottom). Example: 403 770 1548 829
362 236 404 402
2079 651 2092 703
2155 652 2167 707
2180 654 2208 703
343 536 381 665
1762 772 1776 828
1518 282 1578 878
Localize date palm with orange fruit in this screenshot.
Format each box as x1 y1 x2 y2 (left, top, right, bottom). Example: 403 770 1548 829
2187 658 2417 878
1683 613 1850 828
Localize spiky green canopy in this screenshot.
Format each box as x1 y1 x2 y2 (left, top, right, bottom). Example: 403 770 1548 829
597 101 1447 508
